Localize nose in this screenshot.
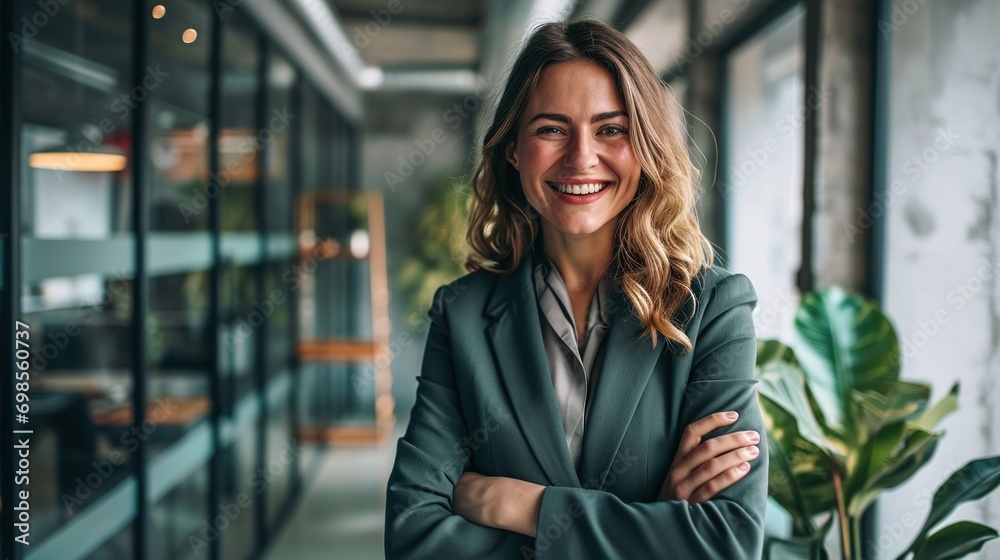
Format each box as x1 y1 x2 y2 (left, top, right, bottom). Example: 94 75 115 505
562 132 599 171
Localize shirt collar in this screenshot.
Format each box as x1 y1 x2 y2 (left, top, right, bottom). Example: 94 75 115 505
531 248 614 327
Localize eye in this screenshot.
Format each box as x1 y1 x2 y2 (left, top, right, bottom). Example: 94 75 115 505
536 126 564 135
600 125 628 136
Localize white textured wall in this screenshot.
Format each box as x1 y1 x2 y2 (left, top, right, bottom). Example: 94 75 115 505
879 0 1000 558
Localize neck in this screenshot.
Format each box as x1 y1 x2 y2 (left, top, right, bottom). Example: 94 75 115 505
539 219 615 293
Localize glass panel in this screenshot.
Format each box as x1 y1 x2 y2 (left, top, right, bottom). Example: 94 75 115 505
83 521 134 560
299 82 321 191
145 0 213 457
265 389 295 529
15 0 136 546
148 462 210 560
220 411 257 560
264 48 296 382
220 9 261 407
723 5 806 341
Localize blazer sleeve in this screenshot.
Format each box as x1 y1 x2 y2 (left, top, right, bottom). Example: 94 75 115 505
384 284 529 559
530 273 768 560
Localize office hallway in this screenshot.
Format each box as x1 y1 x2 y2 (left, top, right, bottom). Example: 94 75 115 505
265 422 405 560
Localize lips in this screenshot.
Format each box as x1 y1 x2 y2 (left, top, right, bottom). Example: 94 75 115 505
546 181 610 195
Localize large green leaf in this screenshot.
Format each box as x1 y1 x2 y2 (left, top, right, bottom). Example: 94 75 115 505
848 427 939 516
757 360 840 458
905 456 1000 554
757 339 799 367
758 390 836 534
911 521 998 560
792 288 900 444
852 382 931 436
910 383 959 432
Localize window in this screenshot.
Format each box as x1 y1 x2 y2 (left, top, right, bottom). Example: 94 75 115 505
18 0 136 554
722 4 806 341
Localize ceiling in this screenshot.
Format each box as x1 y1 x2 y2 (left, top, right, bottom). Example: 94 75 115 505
330 0 485 69
283 0 660 92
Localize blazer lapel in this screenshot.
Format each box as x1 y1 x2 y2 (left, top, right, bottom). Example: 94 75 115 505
577 283 666 490
485 255 581 488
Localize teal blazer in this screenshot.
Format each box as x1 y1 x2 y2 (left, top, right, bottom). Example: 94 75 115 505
385 252 768 559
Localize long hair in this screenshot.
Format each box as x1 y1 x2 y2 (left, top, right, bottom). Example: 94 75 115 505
465 19 713 353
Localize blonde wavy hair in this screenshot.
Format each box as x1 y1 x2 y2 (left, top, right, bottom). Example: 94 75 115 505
465 19 713 353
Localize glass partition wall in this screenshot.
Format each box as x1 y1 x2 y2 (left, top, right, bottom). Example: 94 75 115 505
2 1 360 558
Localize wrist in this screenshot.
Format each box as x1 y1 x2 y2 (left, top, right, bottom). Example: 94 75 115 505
497 478 544 537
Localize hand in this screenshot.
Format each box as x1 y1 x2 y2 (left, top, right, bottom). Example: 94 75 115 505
454 472 544 537
659 411 760 504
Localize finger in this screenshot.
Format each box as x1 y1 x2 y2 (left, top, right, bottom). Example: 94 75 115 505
673 430 760 480
688 461 753 504
674 411 740 464
678 445 759 501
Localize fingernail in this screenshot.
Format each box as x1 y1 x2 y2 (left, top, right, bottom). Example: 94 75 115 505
747 446 759 457
749 431 760 443
727 411 739 420
739 462 751 471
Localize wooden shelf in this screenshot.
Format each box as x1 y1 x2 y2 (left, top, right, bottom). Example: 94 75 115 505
297 424 393 445
92 396 210 426
297 339 384 362
295 191 394 443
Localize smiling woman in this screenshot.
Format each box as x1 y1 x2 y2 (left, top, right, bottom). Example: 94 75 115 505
385 18 768 560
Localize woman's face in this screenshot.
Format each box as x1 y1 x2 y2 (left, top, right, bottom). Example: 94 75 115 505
506 59 641 238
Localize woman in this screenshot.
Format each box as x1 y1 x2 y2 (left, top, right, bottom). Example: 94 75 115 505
385 19 767 559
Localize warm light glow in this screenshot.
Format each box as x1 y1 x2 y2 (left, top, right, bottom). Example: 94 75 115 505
349 230 370 259
152 5 166 18
29 152 128 172
182 28 197 43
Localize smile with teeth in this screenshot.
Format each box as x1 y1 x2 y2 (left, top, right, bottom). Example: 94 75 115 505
546 181 611 195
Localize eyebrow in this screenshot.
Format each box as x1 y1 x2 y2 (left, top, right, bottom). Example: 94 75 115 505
527 110 628 125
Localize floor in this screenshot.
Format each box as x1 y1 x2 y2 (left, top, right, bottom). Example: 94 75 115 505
265 421 404 560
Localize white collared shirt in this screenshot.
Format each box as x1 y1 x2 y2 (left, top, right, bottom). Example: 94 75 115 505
531 250 614 469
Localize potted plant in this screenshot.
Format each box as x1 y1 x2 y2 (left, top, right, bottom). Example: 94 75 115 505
756 287 1000 559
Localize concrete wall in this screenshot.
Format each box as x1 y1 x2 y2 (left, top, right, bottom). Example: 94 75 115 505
878 0 1000 557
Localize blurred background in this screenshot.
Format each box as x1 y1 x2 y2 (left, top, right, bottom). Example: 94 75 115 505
0 0 997 559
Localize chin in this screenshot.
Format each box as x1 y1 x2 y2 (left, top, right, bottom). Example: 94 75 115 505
549 218 606 236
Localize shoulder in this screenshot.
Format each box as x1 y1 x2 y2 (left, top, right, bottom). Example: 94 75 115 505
427 267 502 321
689 264 758 329
696 265 758 307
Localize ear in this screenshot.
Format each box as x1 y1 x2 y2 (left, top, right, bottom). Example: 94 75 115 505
504 141 519 171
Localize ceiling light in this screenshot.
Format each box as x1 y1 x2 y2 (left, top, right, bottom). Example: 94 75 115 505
29 152 127 173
